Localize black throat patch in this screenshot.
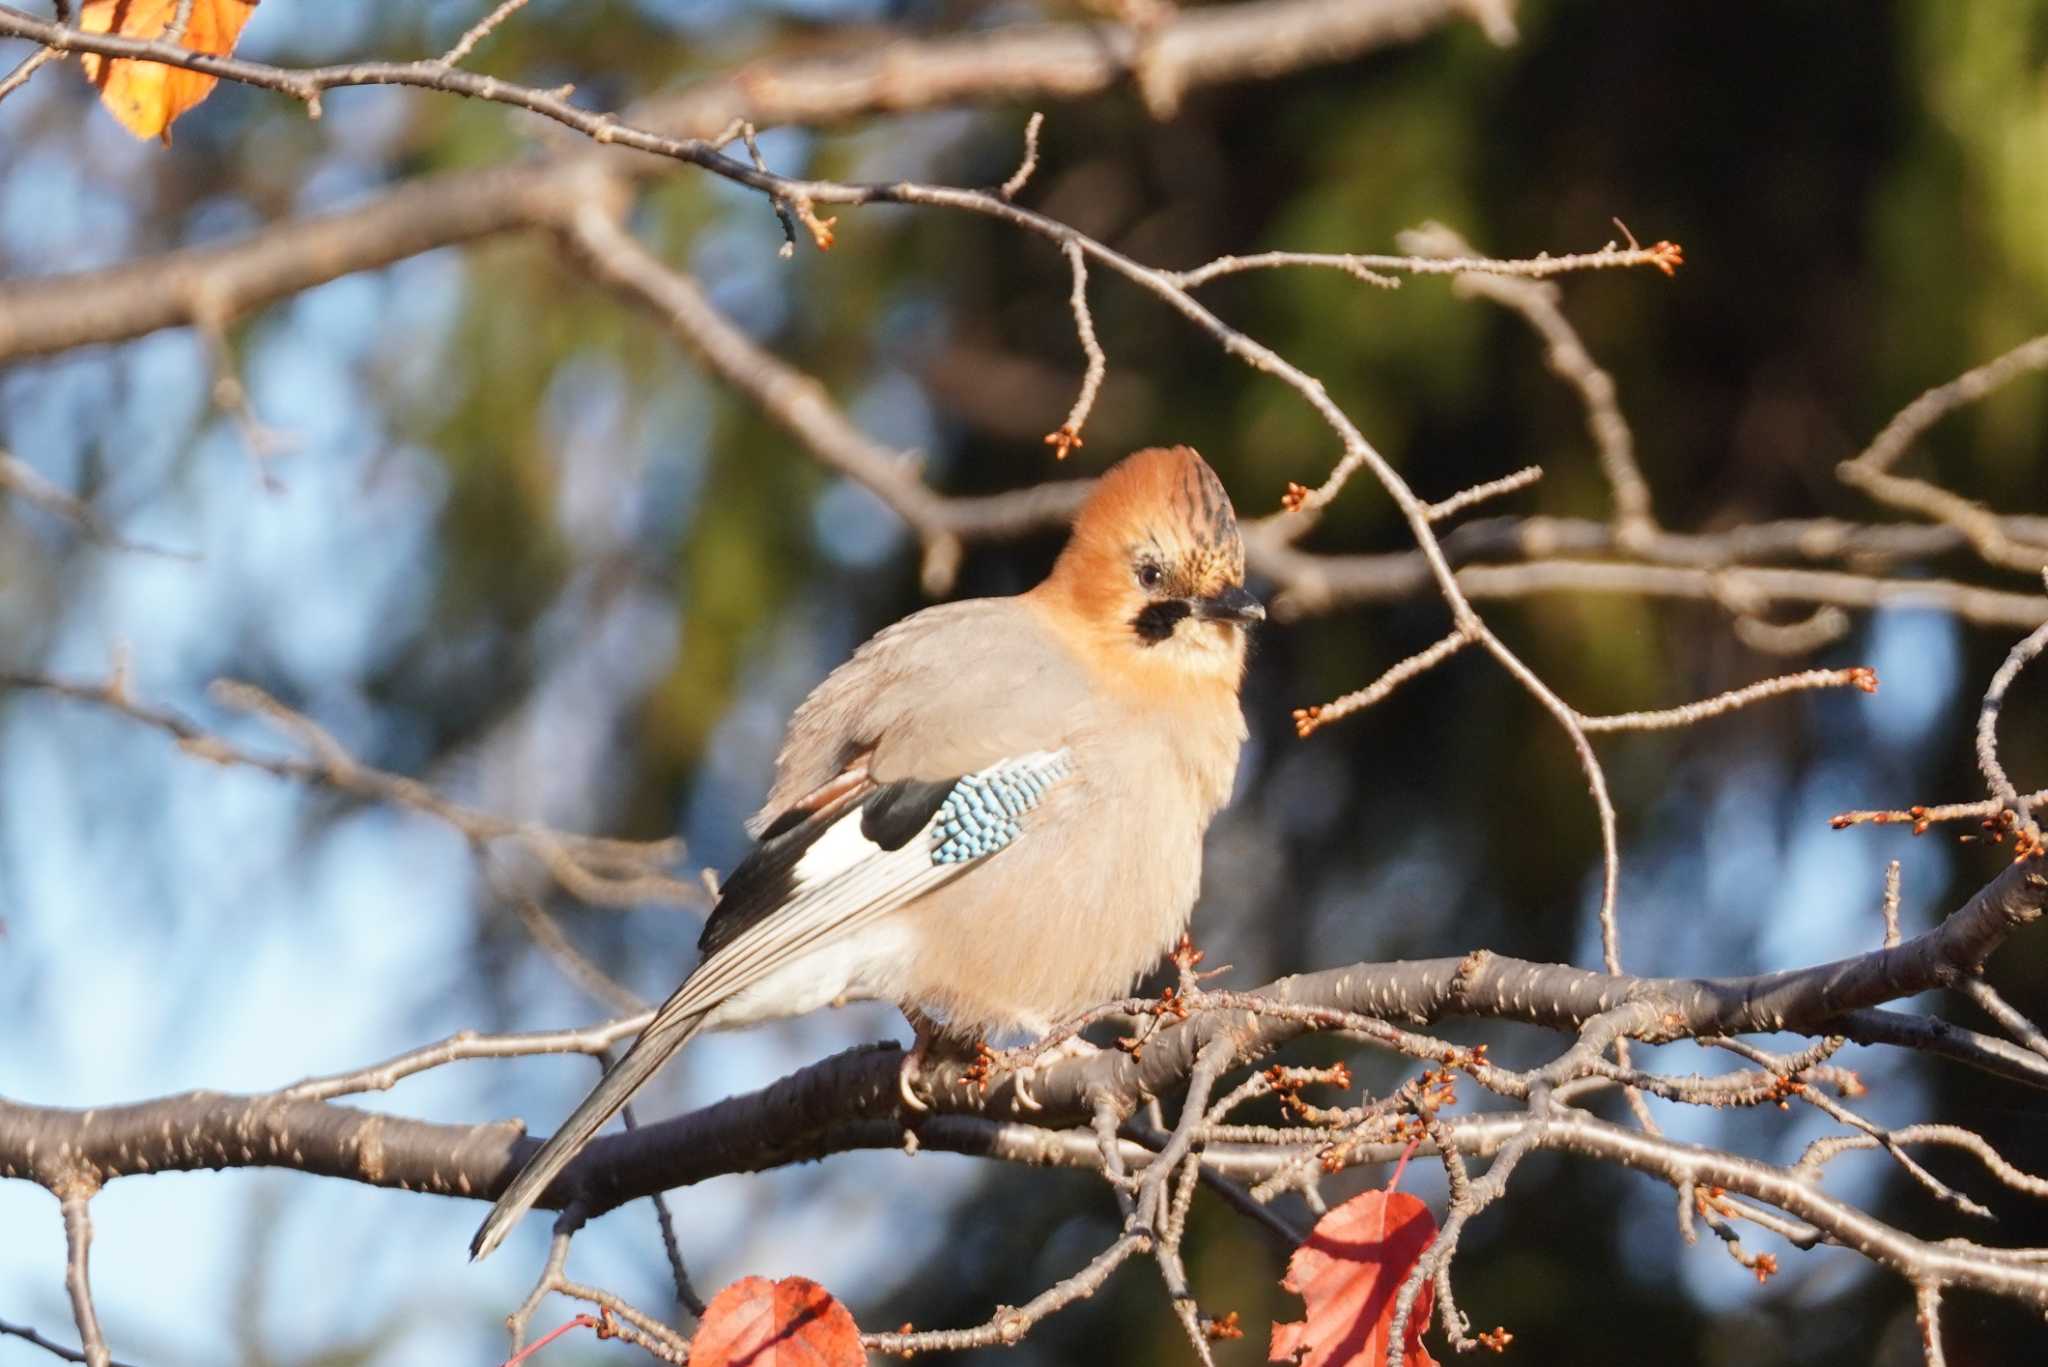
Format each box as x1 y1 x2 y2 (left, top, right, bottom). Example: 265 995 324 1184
1132 599 1190 644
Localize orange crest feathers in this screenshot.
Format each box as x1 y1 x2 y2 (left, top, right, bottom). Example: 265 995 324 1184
1066 446 1246 584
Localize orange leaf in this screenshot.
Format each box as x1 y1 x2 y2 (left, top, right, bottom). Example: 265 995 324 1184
693 1275 866 1367
77 0 259 143
1270 1189 1440 1367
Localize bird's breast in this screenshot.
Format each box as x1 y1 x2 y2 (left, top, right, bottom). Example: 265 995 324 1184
896 723 1232 1039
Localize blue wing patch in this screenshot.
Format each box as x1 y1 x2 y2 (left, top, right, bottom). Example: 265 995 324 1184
931 752 1075 864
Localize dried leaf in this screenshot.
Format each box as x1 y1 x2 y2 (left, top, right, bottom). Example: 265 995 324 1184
77 0 260 143
1270 1189 1440 1367
693 1275 866 1367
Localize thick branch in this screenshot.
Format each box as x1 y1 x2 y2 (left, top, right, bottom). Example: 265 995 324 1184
1264 527 2048 628
0 163 570 363
552 195 1089 582
0 0 1491 363
5 857 2037 1204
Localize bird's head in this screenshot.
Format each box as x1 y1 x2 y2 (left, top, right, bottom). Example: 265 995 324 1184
1037 446 1263 689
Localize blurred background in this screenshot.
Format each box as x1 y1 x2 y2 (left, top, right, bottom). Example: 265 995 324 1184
3 1 2047 1363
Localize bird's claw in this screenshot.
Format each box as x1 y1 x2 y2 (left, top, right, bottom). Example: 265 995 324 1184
898 1041 932 1113
897 1057 929 1114
999 1035 1099 1111
1011 1063 1044 1111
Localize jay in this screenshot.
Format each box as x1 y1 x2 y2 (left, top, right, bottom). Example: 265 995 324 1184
472 445 1261 1260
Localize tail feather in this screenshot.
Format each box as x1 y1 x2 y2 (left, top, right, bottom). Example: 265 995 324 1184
470 1008 710 1261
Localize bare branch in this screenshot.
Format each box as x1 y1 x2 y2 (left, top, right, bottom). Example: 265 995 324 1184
438 0 536 69
0 1318 135 1367
6 857 2041 1212
1260 512 2048 622
1917 1283 1948 1367
0 451 194 558
0 671 694 908
1798 1123 2048 1202
1000 111 1045 200
1401 222 1658 538
865 1232 1150 1355
1976 609 2048 843
1883 859 1904 948
160 0 197 46
1448 558 2048 630
0 40 61 102
1838 332 2048 573
1578 666 1877 734
1734 605 1852 656
1425 464 1543 524
59 1193 108 1367
1167 235 1681 289
1292 629 1471 736
1045 240 1107 460
551 193 1089 594
1957 979 2048 1065
1834 790 2048 835
0 0 1492 362
276 1015 653 1104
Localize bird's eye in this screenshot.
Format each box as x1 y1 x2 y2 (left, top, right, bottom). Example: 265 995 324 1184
1136 563 1164 590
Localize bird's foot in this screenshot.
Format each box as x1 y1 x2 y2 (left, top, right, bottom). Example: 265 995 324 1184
1000 1035 1100 1112
897 1006 951 1113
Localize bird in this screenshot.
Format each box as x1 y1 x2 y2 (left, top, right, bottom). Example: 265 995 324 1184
470 444 1262 1261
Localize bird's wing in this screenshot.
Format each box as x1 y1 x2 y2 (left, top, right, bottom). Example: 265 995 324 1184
694 747 1076 995
470 747 1077 1262
748 597 1094 836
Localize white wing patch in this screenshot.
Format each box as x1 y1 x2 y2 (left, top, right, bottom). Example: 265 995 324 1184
680 749 1076 1027
791 809 889 887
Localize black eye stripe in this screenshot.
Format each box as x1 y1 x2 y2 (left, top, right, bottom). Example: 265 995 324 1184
1132 599 1189 643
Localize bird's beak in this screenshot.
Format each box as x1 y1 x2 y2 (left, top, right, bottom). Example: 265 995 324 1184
1192 583 1265 625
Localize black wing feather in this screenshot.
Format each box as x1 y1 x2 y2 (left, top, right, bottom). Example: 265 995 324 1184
697 777 957 956
858 778 957 851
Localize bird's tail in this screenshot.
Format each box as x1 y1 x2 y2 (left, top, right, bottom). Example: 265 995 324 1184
470 1005 711 1262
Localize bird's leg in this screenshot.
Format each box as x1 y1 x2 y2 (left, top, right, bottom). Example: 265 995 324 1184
897 1005 947 1113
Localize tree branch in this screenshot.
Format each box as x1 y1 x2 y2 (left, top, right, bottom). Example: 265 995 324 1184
0 0 1496 362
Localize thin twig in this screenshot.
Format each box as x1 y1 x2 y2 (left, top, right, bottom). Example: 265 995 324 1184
1168 236 1682 289
1958 979 2048 1065
439 0 536 68
1839 332 2048 574
1403 222 1658 539
0 42 61 102
619 1097 705 1318
864 1232 1151 1355
0 671 694 908
59 1192 109 1367
1883 860 1903 949
0 1318 135 1367
0 451 195 558
1976 608 2048 842
1046 240 1106 460
1578 667 1877 733
1000 111 1045 199
1834 790 2048 835
1797 1123 2048 1201
1916 1283 1948 1367
1734 606 1853 656
1425 465 1543 524
160 0 197 44
1293 629 1471 736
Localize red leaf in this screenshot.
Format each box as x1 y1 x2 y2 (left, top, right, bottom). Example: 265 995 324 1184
1270 1189 1440 1367
693 1275 866 1367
